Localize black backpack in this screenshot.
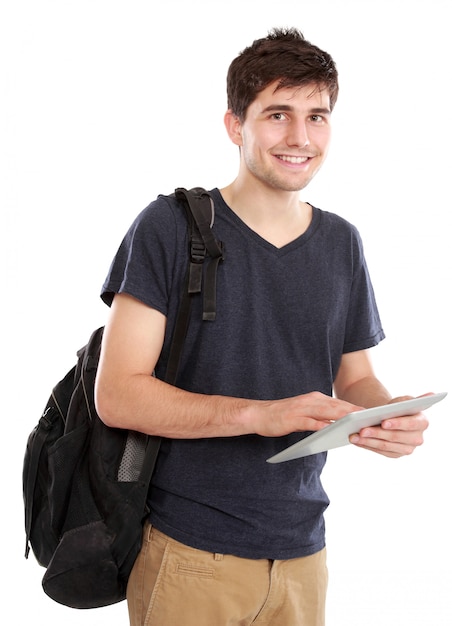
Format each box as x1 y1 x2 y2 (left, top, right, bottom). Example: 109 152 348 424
23 187 224 609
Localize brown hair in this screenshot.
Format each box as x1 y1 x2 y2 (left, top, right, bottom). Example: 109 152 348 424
227 27 339 121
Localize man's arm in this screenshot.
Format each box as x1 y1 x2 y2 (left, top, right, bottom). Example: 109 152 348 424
94 293 362 439
334 350 429 458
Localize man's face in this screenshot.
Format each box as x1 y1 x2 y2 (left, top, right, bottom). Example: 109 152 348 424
231 81 332 192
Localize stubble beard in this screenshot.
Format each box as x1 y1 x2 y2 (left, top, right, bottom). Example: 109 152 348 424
246 154 318 193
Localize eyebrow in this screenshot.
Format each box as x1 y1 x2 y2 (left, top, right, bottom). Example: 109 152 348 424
261 104 331 116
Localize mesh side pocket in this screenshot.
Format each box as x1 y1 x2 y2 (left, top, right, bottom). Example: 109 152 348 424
117 431 148 482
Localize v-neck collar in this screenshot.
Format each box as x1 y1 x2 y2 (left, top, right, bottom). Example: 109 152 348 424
210 188 321 256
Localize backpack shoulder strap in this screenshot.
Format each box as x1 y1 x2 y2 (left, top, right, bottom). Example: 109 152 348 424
164 187 224 384
175 187 225 322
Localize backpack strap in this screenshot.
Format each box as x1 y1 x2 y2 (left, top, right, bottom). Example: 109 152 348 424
164 188 224 384
145 188 224 459
23 405 58 558
175 187 225 321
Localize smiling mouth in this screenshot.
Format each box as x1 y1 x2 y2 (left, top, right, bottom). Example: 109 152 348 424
276 155 310 164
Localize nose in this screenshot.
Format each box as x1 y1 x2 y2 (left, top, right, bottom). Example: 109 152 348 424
287 119 310 148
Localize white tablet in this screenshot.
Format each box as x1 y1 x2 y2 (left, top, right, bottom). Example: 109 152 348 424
266 392 448 463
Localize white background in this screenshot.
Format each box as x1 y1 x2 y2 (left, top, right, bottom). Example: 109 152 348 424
2 0 451 624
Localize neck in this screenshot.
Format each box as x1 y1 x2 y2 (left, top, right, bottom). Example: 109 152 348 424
220 179 312 248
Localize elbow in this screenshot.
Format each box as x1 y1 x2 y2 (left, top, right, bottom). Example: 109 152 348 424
94 379 121 428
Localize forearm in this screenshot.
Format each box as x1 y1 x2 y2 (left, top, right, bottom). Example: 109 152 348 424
95 374 362 439
95 373 254 438
335 375 392 409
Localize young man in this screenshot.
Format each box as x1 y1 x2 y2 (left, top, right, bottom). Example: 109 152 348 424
95 28 429 626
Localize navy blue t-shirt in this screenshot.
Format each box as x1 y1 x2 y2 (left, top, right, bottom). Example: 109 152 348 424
101 188 385 559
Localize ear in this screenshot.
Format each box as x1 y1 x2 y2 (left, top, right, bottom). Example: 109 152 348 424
224 109 243 146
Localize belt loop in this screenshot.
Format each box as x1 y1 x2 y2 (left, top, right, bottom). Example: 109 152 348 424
214 553 224 561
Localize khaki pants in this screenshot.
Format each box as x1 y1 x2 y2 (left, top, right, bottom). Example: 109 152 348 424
127 522 328 626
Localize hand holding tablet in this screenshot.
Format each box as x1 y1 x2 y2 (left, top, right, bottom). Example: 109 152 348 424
266 392 448 463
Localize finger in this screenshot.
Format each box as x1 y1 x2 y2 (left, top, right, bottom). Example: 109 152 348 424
349 425 425 456
380 413 429 433
349 431 421 457
349 438 411 458
355 423 426 446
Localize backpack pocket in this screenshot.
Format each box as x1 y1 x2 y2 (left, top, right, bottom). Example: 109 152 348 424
47 421 93 533
42 519 125 608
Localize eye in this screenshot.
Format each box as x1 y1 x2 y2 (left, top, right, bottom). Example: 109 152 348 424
270 112 288 121
310 113 330 125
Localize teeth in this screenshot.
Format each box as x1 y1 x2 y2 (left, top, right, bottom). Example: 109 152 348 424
278 155 308 164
